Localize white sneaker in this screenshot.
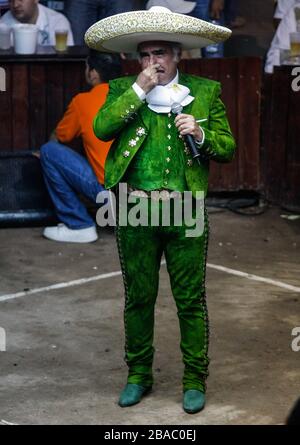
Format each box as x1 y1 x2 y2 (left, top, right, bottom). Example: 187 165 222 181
43 223 98 243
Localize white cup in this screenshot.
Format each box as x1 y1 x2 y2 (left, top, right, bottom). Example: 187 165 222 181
12 24 38 55
0 24 11 50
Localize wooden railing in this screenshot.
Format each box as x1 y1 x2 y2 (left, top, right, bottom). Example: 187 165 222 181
123 57 263 192
261 66 300 210
1 51 299 208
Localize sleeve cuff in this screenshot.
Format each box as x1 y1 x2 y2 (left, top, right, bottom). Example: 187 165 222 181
195 127 205 147
132 82 147 101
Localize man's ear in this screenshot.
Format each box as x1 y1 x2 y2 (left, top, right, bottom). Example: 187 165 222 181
174 51 182 63
90 68 101 82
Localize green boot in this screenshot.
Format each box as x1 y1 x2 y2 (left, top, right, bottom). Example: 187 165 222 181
183 390 205 414
118 384 151 407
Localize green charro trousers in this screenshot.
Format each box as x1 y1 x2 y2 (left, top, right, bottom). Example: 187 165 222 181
116 197 210 392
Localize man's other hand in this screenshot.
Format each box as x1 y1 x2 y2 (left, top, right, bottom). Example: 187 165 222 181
175 114 203 140
210 0 224 20
136 63 160 94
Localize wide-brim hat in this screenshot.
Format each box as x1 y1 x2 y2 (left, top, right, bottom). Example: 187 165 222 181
85 6 232 53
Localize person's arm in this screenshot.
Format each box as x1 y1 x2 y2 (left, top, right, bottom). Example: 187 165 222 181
93 81 144 142
199 83 236 163
210 0 225 20
94 63 160 141
55 98 81 143
265 9 294 73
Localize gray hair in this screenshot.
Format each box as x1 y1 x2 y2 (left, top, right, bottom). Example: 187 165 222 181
137 41 182 62
171 43 182 61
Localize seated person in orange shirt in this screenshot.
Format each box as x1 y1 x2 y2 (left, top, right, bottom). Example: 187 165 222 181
40 51 121 243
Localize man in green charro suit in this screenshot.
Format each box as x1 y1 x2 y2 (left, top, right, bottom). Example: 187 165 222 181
85 6 236 414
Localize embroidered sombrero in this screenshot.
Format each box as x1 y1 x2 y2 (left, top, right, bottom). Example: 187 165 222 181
85 6 232 53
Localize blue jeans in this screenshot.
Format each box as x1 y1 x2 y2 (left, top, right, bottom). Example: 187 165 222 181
65 0 135 45
189 0 224 57
40 141 105 229
224 0 238 24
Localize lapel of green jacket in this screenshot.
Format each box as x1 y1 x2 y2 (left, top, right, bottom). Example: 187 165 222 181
137 98 152 130
178 72 197 115
112 75 151 130
178 72 212 128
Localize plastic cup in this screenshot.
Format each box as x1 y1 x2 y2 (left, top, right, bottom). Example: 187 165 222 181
55 29 68 52
12 24 38 55
290 32 300 57
0 24 11 50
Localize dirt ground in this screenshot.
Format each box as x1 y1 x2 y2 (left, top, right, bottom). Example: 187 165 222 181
0 206 299 425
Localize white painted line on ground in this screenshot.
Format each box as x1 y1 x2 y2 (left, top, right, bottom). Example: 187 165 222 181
0 271 123 303
0 261 299 303
0 419 18 425
207 263 300 293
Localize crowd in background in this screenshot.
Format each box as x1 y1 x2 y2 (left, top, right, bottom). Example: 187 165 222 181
62 0 242 50
0 0 244 58
1 0 300 71
266 0 300 72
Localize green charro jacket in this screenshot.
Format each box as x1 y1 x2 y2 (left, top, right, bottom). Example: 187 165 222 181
93 72 236 197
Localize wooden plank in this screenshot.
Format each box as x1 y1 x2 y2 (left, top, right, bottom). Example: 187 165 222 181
29 63 47 150
205 58 222 190
61 61 86 153
63 61 86 108
264 67 290 202
122 60 139 76
45 63 64 137
182 58 225 191
283 69 300 209
219 58 239 140
11 64 29 151
260 72 273 197
185 58 240 191
237 57 262 190
195 58 220 81
211 57 239 191
0 64 12 151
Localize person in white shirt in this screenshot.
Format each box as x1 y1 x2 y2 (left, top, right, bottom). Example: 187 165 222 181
274 0 296 20
265 2 300 73
0 0 74 46
146 0 196 14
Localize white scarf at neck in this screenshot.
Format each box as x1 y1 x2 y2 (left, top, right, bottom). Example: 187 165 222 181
146 72 194 113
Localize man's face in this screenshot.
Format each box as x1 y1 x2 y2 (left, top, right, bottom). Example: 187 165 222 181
138 42 180 86
10 0 39 23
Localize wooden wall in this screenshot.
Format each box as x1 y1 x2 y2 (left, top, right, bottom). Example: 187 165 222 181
0 61 87 151
123 57 263 192
261 67 300 210
0 56 263 194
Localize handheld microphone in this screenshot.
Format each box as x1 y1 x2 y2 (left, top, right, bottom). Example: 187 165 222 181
171 102 204 166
